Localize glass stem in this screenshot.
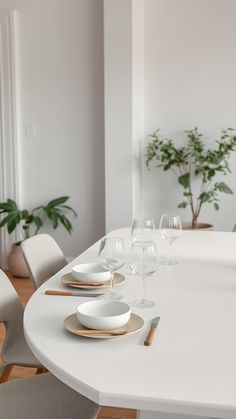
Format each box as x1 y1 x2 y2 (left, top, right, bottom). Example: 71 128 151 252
141 246 145 302
141 275 146 302
109 271 114 294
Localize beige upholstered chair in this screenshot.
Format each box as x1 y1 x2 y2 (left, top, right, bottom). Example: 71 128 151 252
21 233 67 290
0 269 43 383
0 372 100 419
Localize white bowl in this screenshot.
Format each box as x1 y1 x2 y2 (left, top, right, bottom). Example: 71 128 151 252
72 263 111 283
77 300 131 330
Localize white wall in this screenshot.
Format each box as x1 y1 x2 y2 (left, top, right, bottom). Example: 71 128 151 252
142 0 236 230
104 0 145 233
1 0 234 261
0 0 105 257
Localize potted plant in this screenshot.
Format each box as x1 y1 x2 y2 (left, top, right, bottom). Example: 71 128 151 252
145 127 236 229
0 196 77 276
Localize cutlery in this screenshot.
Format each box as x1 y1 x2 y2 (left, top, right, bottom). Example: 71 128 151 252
45 290 104 297
63 280 105 286
144 316 160 346
75 329 128 336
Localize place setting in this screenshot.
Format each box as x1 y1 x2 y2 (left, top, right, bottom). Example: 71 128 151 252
62 237 144 339
61 263 125 290
60 236 127 296
47 221 163 342
64 300 145 339
62 231 161 342
63 299 161 345
45 237 127 297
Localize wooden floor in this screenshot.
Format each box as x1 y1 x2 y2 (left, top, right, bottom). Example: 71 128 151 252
0 273 136 419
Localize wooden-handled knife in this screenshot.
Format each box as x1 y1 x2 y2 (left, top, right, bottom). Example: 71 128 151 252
144 316 160 346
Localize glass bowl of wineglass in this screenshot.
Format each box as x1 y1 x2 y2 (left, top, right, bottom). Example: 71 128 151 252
131 218 156 243
129 241 158 308
98 237 126 300
159 214 182 265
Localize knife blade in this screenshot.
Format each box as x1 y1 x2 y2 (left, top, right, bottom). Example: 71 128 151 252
45 290 104 297
144 316 160 346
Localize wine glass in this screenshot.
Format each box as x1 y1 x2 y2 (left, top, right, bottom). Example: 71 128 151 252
159 214 182 265
131 218 156 243
98 237 126 300
129 241 158 308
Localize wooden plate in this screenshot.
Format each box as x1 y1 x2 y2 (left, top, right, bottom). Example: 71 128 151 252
64 313 144 339
61 272 125 289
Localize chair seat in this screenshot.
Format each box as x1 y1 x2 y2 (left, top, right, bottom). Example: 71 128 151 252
0 372 100 419
2 333 41 367
0 269 43 382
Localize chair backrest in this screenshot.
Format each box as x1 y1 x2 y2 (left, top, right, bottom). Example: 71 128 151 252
21 234 67 290
0 269 24 358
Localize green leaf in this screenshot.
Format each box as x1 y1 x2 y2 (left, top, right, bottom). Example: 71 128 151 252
163 163 171 171
62 217 72 233
61 205 77 217
178 173 190 189
0 214 12 228
49 211 59 229
199 192 211 203
208 169 215 178
178 202 188 208
33 216 43 229
183 191 192 197
6 199 18 209
0 212 21 234
214 203 219 210
216 182 233 194
0 201 18 213
20 210 29 220
57 213 72 233
0 202 13 211
32 216 43 234
47 196 69 208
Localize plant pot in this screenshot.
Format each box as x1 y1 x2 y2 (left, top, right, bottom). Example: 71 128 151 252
7 243 30 278
182 222 213 231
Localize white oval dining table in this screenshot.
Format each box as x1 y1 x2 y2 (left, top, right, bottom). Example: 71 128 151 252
24 228 236 419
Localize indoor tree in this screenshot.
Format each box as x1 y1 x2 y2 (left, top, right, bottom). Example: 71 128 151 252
145 127 236 228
